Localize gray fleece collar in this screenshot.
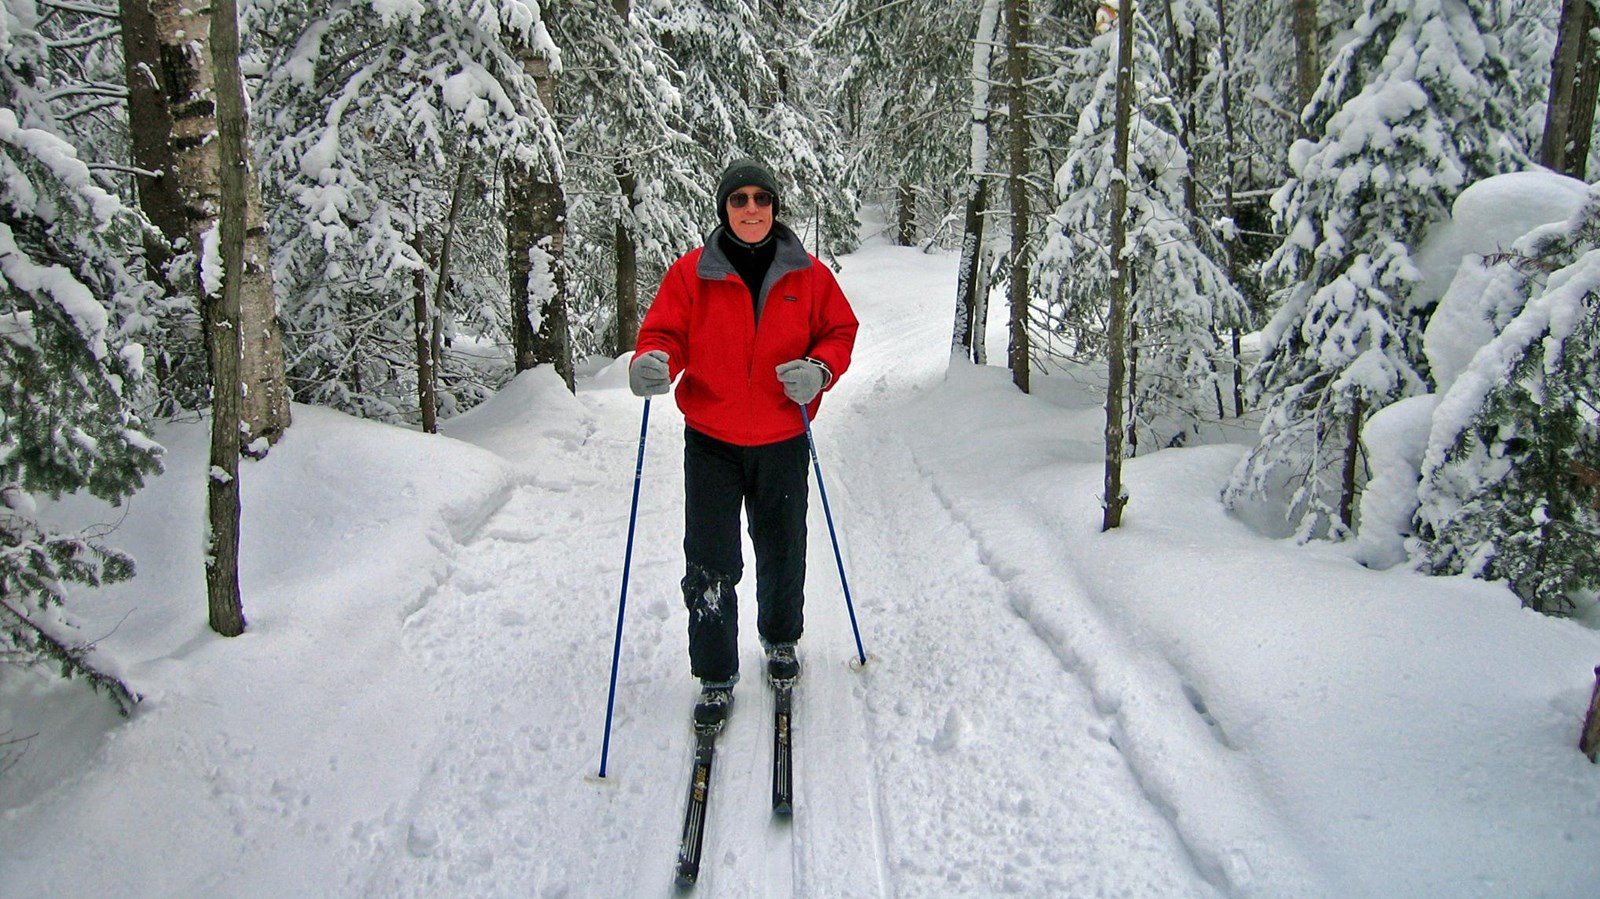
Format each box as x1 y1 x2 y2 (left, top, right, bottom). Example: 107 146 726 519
698 223 813 320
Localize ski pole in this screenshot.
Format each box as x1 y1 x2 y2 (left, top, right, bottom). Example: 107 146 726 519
598 398 651 779
800 404 867 666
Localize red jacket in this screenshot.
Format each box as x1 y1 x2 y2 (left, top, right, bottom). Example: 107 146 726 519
636 225 858 446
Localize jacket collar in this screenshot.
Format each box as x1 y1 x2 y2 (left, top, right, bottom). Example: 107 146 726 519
697 222 811 286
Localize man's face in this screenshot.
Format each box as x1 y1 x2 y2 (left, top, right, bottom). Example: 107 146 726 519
726 185 774 244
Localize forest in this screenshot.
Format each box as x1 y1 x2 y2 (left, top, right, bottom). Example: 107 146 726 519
3 0 1599 703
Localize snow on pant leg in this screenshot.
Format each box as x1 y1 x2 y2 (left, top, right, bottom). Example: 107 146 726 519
682 427 745 682
746 432 810 648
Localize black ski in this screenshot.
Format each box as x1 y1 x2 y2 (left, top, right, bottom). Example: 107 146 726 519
771 679 794 815
675 724 719 887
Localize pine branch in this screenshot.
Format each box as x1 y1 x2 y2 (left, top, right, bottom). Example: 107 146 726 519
39 0 118 20
0 596 139 717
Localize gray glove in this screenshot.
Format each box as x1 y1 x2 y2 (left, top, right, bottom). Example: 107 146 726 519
630 350 671 397
775 358 828 405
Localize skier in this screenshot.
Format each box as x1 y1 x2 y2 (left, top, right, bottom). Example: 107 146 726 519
630 158 859 731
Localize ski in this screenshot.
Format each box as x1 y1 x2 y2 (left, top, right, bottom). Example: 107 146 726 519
675 723 719 887
771 679 794 815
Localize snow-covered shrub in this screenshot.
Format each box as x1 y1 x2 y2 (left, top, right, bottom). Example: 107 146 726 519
1415 187 1600 615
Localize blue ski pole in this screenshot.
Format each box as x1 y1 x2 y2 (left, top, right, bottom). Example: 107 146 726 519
598 398 651 779
800 404 867 666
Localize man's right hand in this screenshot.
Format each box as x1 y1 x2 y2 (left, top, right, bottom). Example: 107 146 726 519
629 350 671 397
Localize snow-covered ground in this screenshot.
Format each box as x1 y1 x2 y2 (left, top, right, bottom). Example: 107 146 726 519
3 227 1599 898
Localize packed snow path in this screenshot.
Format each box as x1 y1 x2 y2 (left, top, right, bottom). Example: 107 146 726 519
372 242 1248 897
9 223 1599 897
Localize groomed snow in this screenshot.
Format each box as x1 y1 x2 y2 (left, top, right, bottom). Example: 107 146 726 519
3 227 1598 897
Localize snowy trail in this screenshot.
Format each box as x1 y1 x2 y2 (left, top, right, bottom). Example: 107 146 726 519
232 239 1281 896
819 404 1222 896
789 241 1222 895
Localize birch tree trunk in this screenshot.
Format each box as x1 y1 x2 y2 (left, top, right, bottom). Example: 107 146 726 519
1102 0 1136 531
953 0 1001 360
1542 0 1600 179
507 46 574 391
151 0 289 455
1004 0 1031 394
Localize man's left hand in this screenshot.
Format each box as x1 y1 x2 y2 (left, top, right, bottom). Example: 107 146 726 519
776 358 828 405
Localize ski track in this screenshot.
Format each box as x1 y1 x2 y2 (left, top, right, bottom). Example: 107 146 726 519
354 244 1272 896
818 403 1221 898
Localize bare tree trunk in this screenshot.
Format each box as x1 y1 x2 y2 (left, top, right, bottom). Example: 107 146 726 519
895 180 917 246
206 0 250 636
413 160 471 433
615 162 640 356
1215 0 1245 418
151 0 288 456
953 178 988 355
954 0 1001 360
506 47 573 390
1127 319 1140 458
610 0 639 356
412 234 437 434
974 247 993 365
1339 397 1365 532
1291 0 1320 137
1542 0 1600 179
1102 0 1136 531
236 169 290 454
119 0 185 286
1004 0 1032 394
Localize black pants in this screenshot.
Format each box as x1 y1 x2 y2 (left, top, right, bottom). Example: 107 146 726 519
681 426 810 683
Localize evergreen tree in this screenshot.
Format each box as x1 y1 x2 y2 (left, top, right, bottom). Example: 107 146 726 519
820 0 974 247
549 0 707 355
1498 0 1559 164
1225 0 1528 539
2 4 161 709
1039 8 1245 452
248 0 561 423
656 0 857 258
1416 190 1600 615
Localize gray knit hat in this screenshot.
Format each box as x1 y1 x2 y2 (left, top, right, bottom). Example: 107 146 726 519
716 158 781 227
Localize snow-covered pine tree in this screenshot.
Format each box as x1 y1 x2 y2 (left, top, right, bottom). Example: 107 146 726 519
248 0 562 423
549 0 707 356
655 0 857 259
1497 0 1559 167
1205 0 1368 327
1039 6 1245 453
1225 0 1527 540
818 0 974 247
1 3 161 710
1415 188 1600 615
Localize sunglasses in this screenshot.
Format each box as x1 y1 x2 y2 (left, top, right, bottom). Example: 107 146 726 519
727 190 774 209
